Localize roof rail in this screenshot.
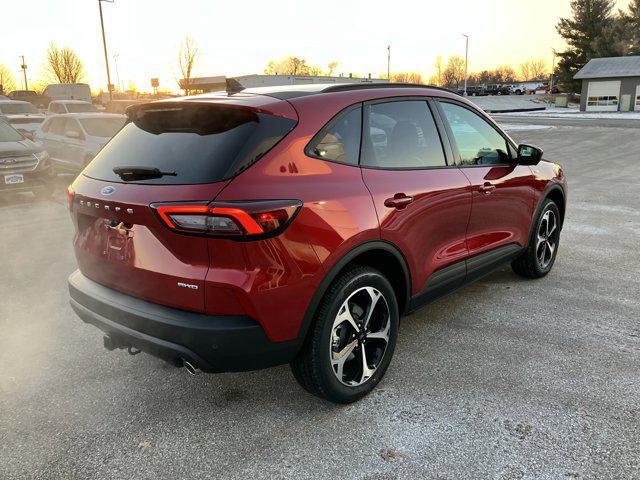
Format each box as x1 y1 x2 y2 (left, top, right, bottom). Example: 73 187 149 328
321 83 461 96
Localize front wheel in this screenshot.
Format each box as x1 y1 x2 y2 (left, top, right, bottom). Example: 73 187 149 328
512 199 561 278
290 266 399 403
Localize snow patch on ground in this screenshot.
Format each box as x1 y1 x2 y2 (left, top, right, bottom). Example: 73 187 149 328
499 124 554 131
498 108 640 120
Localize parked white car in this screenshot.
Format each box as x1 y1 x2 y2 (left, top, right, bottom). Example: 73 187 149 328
34 113 126 172
0 100 46 137
47 100 98 115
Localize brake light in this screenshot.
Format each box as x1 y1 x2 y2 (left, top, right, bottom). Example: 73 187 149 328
152 200 302 239
66 186 75 210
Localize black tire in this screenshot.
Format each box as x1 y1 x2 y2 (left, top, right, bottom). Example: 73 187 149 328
290 266 399 403
512 199 561 278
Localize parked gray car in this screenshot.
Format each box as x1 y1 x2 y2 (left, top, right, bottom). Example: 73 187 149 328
0 120 54 197
0 100 46 137
34 113 126 172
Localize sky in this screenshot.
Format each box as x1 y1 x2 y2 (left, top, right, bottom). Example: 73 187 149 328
0 0 633 93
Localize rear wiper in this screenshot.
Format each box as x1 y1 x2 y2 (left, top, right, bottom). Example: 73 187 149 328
113 166 177 181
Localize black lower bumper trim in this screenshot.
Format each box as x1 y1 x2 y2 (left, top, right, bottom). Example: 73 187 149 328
68 270 299 372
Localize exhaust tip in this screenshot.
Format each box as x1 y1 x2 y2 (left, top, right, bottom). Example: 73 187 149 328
183 359 199 376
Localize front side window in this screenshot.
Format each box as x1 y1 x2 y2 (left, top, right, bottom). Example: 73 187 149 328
439 102 511 166
361 100 446 169
307 106 361 165
50 118 66 135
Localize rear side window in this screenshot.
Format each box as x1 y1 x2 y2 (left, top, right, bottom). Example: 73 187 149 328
361 101 446 169
64 119 85 140
83 104 297 184
306 106 361 165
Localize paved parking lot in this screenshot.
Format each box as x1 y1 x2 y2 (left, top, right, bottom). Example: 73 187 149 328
1 118 639 479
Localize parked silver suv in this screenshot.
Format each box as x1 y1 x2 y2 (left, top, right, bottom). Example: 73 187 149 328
34 113 125 172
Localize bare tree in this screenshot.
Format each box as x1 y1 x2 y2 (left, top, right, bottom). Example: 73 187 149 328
0 64 17 94
178 36 199 95
427 56 445 86
520 60 547 80
442 55 465 89
264 56 324 76
327 61 340 76
493 65 518 83
44 44 84 83
390 72 425 84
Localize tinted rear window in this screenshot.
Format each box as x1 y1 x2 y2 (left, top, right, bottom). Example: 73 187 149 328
83 104 296 184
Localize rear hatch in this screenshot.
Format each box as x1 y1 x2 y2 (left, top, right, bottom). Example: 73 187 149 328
69 96 298 312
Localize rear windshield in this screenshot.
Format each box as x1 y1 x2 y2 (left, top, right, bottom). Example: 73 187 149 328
67 103 98 113
83 104 296 184
0 103 39 114
79 117 125 137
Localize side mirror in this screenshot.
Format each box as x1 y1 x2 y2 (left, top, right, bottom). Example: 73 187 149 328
65 130 80 139
517 144 543 165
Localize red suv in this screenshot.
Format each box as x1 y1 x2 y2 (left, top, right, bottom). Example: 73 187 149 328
67 84 567 403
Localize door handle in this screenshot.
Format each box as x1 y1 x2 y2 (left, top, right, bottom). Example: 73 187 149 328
478 183 496 194
384 193 413 209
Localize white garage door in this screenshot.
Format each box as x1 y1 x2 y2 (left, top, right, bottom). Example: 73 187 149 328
586 81 621 112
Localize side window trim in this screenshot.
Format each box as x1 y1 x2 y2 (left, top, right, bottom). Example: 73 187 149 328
435 99 516 168
304 103 363 166
360 97 452 171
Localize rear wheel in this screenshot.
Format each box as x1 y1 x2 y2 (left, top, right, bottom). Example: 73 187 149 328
512 199 561 278
290 266 399 403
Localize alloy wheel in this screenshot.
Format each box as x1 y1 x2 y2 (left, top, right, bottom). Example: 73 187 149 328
536 209 558 269
329 287 390 386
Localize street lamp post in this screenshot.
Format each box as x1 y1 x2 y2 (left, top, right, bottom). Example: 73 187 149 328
98 0 114 101
387 45 391 81
113 53 122 93
462 34 469 96
550 49 557 91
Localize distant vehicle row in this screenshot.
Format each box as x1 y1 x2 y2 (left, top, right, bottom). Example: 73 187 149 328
0 110 125 197
457 82 558 96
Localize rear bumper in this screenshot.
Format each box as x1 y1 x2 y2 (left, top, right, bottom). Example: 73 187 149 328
68 270 299 372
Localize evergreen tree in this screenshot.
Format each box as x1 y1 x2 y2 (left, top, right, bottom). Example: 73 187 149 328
622 0 640 55
555 0 617 92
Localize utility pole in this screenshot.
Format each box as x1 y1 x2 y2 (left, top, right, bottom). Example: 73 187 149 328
462 34 469 96
20 56 28 90
98 0 114 101
387 45 391 81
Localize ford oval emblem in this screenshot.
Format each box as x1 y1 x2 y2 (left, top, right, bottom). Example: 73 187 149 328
101 186 116 196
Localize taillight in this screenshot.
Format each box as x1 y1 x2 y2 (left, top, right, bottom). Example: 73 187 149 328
151 200 302 239
66 186 75 210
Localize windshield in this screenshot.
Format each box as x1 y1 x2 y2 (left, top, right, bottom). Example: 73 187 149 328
66 103 98 113
0 103 39 114
0 121 24 142
83 104 296 184
79 118 126 137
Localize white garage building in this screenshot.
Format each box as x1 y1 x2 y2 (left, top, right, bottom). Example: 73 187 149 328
574 56 640 112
